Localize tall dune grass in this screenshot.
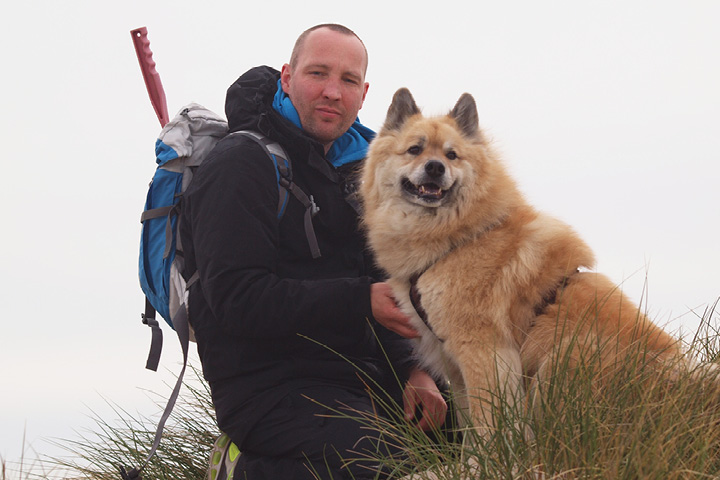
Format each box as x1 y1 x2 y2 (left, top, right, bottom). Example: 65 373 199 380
380 340 720 479
369 299 720 479
4 300 720 479
50 365 217 480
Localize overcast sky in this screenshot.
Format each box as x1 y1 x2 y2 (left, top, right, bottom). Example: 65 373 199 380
1 0 718 469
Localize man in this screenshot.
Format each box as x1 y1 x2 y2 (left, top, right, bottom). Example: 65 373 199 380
180 24 446 479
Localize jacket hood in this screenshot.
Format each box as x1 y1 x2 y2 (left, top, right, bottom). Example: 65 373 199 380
225 65 324 165
225 65 281 133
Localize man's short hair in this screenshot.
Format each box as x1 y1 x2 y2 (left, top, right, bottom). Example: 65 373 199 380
289 23 368 74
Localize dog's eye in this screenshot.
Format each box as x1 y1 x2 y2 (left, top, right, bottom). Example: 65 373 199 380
446 150 458 160
407 145 423 156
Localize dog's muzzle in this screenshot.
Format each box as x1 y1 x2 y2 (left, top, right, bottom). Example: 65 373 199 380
401 160 454 204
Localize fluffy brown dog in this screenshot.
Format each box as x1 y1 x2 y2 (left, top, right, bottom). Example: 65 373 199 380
360 88 683 435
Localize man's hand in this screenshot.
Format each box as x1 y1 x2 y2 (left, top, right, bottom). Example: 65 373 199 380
403 367 447 431
370 282 419 339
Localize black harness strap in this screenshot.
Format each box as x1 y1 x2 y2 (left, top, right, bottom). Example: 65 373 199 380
534 270 580 316
410 268 580 343
409 273 444 343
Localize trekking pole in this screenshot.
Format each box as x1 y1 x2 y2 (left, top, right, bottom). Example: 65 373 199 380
131 26 169 127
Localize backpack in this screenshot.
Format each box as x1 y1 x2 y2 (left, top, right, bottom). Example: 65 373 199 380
124 102 321 479
139 101 321 368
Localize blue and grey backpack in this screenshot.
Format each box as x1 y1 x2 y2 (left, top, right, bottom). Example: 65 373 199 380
127 102 321 479
139 103 321 370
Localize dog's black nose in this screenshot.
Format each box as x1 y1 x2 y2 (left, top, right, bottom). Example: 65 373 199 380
425 160 445 178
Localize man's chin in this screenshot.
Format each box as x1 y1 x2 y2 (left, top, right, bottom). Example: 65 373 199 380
306 124 349 149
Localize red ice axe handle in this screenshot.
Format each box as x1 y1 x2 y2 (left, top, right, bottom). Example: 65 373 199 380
131 27 169 127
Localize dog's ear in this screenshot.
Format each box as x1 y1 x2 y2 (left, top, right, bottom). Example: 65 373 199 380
450 93 480 139
382 88 420 132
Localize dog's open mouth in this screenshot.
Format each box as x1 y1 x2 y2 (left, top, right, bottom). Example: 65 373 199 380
401 178 450 202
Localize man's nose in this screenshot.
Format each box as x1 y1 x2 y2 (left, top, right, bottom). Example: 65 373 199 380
322 78 342 100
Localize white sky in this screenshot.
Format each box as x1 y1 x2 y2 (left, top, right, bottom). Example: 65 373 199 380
1 0 719 469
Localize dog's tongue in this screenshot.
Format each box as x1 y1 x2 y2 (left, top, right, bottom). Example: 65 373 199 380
418 184 443 199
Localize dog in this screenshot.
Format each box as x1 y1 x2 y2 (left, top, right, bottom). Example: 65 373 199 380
359 88 688 438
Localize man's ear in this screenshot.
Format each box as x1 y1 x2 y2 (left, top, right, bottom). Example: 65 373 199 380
280 63 292 94
360 82 369 109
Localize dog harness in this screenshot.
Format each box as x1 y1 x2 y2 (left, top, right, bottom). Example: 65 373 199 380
533 270 579 316
409 269 579 343
409 273 445 343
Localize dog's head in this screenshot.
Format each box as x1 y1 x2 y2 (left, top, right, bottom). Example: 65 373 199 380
360 89 524 274
380 88 481 209
362 88 494 218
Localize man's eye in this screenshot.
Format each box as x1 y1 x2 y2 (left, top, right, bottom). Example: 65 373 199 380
407 145 422 155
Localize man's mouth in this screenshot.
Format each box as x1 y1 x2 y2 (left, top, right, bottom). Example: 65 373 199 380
401 178 450 202
316 106 341 118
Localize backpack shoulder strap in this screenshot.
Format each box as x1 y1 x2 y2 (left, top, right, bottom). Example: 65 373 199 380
230 131 321 259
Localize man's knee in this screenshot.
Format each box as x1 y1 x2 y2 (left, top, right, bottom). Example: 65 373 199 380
235 386 403 479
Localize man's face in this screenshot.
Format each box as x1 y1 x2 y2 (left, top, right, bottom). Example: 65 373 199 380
281 28 369 152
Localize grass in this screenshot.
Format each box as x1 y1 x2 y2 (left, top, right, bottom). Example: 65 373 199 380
4 300 720 479
52 365 217 480
1 366 217 480
370 299 720 479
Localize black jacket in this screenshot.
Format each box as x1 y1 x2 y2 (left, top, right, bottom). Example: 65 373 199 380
179 66 414 444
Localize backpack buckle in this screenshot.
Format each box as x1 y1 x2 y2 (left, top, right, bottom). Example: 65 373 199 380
309 195 320 217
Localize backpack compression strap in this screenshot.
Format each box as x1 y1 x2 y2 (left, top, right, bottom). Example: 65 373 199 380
141 298 163 372
140 205 176 259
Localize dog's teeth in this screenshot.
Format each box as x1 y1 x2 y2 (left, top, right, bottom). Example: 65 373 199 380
419 185 442 198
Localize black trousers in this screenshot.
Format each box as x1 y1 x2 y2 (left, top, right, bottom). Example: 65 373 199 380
232 384 409 480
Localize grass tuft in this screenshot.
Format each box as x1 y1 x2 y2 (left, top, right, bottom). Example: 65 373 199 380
45 365 216 480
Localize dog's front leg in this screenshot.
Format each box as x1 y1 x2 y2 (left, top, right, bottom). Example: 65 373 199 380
449 338 523 440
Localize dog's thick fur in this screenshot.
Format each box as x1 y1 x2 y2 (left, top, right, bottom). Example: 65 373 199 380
360 88 684 435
